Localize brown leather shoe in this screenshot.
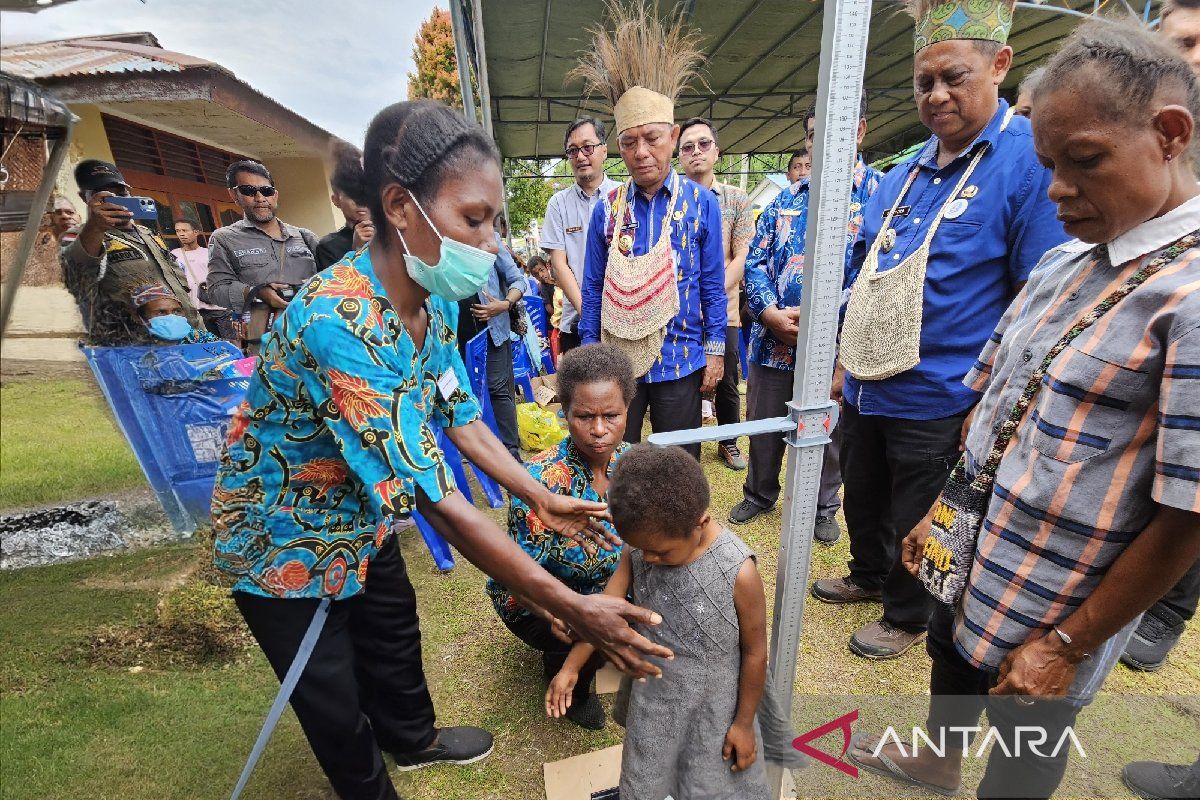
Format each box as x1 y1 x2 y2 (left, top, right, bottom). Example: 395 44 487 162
810 576 882 604
849 620 927 660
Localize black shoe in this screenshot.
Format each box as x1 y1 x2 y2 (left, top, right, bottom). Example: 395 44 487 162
1122 757 1200 799
728 499 769 525
392 726 494 772
564 693 606 730
814 515 841 544
1121 605 1186 672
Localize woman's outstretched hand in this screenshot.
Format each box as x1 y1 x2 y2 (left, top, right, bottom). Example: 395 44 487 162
561 593 673 679
534 492 620 555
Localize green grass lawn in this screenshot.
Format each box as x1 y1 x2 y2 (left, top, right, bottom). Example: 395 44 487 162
0 380 1196 799
0 378 146 510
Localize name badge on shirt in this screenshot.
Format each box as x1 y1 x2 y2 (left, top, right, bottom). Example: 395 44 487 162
436 368 460 400
892 205 912 218
565 225 583 234
780 209 801 217
620 219 639 230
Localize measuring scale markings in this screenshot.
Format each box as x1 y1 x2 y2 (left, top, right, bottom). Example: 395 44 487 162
644 2 874 795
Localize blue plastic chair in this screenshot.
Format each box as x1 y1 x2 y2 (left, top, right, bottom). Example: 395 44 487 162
510 337 538 402
411 511 456 573
462 331 508 508
523 297 556 375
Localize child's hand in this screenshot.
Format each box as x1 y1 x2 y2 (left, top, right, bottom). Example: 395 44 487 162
545 668 579 719
722 722 758 772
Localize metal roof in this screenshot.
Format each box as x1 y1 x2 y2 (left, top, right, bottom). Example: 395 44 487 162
468 0 1160 160
0 32 220 80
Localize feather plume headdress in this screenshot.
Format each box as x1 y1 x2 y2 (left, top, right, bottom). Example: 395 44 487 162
568 0 705 133
906 0 1016 53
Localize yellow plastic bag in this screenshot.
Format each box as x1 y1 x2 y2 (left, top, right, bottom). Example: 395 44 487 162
517 402 566 452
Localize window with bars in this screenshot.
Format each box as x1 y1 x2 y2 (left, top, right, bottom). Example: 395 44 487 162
102 115 250 186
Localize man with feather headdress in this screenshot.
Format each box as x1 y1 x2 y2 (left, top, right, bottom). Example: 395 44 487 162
812 0 1067 662
575 0 727 460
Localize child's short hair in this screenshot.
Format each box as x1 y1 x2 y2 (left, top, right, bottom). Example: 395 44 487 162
609 444 709 540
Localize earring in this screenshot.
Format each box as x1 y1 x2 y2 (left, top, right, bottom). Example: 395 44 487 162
1166 153 1175 162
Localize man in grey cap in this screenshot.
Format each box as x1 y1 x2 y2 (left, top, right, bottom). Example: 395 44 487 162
61 158 199 345
202 160 320 354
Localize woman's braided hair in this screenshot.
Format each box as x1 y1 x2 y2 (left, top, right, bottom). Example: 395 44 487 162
363 100 500 234
1035 20 1200 137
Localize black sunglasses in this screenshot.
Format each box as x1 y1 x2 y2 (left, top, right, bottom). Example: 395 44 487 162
565 142 601 159
235 184 277 197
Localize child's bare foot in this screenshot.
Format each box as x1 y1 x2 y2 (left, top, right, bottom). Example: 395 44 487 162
847 733 962 795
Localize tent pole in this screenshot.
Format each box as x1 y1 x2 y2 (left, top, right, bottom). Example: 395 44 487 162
1 118 75 339
449 0 478 124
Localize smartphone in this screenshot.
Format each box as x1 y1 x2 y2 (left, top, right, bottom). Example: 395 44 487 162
108 195 159 221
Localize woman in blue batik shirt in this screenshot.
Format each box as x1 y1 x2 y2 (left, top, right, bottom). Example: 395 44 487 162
210 101 671 800
487 343 636 731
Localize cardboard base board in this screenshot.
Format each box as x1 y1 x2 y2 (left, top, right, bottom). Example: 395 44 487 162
542 745 797 800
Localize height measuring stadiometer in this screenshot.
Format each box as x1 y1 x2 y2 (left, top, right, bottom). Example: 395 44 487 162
646 0 873 796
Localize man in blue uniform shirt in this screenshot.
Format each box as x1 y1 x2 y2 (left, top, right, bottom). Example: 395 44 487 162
730 96 882 546
812 0 1068 660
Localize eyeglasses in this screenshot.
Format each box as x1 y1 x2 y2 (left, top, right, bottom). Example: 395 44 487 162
235 184 277 197
680 138 715 156
565 142 602 159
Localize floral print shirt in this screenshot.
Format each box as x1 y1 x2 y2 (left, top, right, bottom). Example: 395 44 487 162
211 246 481 600
486 437 629 623
744 155 882 370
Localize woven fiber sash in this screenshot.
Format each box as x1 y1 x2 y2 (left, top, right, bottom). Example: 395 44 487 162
841 142 989 381
918 230 1200 605
601 172 681 377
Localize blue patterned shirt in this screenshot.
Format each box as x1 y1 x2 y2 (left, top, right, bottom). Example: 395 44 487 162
745 156 882 370
487 437 628 623
211 246 481 600
579 171 727 382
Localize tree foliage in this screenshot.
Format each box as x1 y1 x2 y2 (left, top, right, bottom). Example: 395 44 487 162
408 7 463 108
503 159 558 236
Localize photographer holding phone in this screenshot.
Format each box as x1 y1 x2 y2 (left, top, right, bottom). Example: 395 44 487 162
202 160 320 355
60 159 200 346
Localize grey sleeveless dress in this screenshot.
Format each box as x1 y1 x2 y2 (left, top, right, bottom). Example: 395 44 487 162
619 529 770 800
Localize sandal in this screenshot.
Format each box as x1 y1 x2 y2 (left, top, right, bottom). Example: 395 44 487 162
847 733 961 796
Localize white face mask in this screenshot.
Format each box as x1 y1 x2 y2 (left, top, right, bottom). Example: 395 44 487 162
394 195 494 301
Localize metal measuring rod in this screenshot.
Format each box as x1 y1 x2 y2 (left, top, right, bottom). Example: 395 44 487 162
647 1 873 796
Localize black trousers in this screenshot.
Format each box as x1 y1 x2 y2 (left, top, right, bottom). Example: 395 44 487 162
502 613 607 703
486 337 521 459
715 326 742 448
841 402 966 632
559 329 582 355
926 605 1081 800
1156 555 1200 621
625 368 704 459
235 535 434 800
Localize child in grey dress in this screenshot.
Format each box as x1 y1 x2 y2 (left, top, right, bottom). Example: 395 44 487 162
546 445 771 800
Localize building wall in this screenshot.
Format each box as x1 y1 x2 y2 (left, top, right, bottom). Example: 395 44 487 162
266 157 338 236
63 105 116 201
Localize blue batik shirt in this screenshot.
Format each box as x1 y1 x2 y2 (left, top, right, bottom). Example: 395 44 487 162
487 437 629 623
745 155 882 370
211 246 481 600
579 171 727 383
843 100 1069 421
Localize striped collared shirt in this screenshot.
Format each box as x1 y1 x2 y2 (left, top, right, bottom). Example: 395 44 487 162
955 196 1200 689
